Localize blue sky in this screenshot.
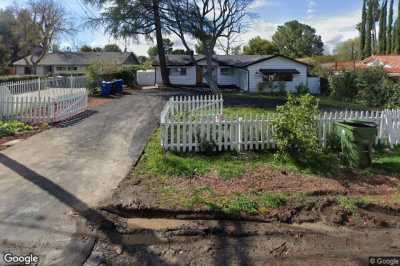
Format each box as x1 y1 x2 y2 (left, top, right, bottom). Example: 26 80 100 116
0 0 363 55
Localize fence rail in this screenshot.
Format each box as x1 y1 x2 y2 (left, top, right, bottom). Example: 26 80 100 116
0 76 88 124
160 95 400 152
0 76 86 95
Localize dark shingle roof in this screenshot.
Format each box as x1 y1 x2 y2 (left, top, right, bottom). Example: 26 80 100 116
152 55 204 66
209 55 275 67
153 54 309 68
13 52 138 66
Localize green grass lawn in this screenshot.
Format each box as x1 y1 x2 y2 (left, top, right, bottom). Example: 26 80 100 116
222 92 367 110
223 107 275 117
132 129 400 215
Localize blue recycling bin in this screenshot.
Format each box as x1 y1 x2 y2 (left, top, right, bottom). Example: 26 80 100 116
101 81 113 97
113 79 124 94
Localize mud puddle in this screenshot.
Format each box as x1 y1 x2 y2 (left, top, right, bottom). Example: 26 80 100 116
84 214 400 266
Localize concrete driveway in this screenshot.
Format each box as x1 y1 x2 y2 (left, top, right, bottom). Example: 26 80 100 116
0 92 167 265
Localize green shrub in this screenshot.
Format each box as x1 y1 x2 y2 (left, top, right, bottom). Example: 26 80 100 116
223 194 258 215
85 61 148 95
329 71 358 100
337 196 369 214
0 120 33 137
296 84 310 94
85 61 103 95
355 67 389 107
328 67 399 108
260 193 288 208
386 82 400 108
272 94 321 161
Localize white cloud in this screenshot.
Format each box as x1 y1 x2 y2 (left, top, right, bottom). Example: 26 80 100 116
305 10 360 53
306 0 316 20
235 9 360 54
248 0 282 10
248 0 267 10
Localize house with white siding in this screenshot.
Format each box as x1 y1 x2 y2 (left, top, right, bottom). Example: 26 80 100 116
13 52 139 76
151 54 320 94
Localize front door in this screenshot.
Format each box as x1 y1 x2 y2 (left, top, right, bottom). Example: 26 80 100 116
196 66 203 85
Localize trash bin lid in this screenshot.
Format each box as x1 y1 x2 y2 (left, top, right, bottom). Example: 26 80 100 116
337 120 377 128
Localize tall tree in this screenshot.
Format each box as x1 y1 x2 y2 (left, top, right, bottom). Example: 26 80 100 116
164 0 251 91
103 43 122 52
147 38 174 57
23 0 74 74
0 7 41 70
371 0 380 52
80 44 93 52
333 38 361 61
394 19 398 53
216 32 242 55
272 20 324 58
365 0 374 57
152 0 169 86
378 0 387 54
194 40 215 55
397 0 400 53
387 0 394 54
360 0 367 58
86 0 170 85
242 36 278 55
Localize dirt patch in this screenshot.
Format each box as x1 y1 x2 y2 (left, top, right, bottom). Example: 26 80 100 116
84 217 400 266
174 165 347 195
88 97 113 108
110 164 400 215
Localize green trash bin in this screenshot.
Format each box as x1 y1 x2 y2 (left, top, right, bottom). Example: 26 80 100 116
334 120 377 168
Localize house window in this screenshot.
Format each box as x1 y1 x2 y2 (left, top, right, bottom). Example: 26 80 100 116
67 66 78 71
220 67 234 76
169 67 187 76
263 73 293 82
56 66 66 71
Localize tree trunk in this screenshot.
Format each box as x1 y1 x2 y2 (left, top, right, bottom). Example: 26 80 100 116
152 0 169 87
204 48 218 92
32 63 38 75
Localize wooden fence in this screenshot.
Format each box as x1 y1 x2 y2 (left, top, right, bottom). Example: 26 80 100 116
0 76 88 124
160 95 400 152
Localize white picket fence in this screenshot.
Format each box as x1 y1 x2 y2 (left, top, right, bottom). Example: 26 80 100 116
160 95 400 152
0 76 88 124
0 76 86 95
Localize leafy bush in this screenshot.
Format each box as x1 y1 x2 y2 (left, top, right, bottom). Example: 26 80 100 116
0 120 33 137
296 84 310 94
85 61 103 95
385 82 400 108
223 194 258 215
85 61 149 95
272 94 321 161
328 67 399 108
337 196 369 214
355 67 389 107
260 193 288 208
329 71 358 100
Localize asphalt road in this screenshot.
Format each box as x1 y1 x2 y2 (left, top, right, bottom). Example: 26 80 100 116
0 92 166 265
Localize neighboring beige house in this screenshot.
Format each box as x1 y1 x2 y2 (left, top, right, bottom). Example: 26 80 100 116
13 52 139 75
151 54 321 94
